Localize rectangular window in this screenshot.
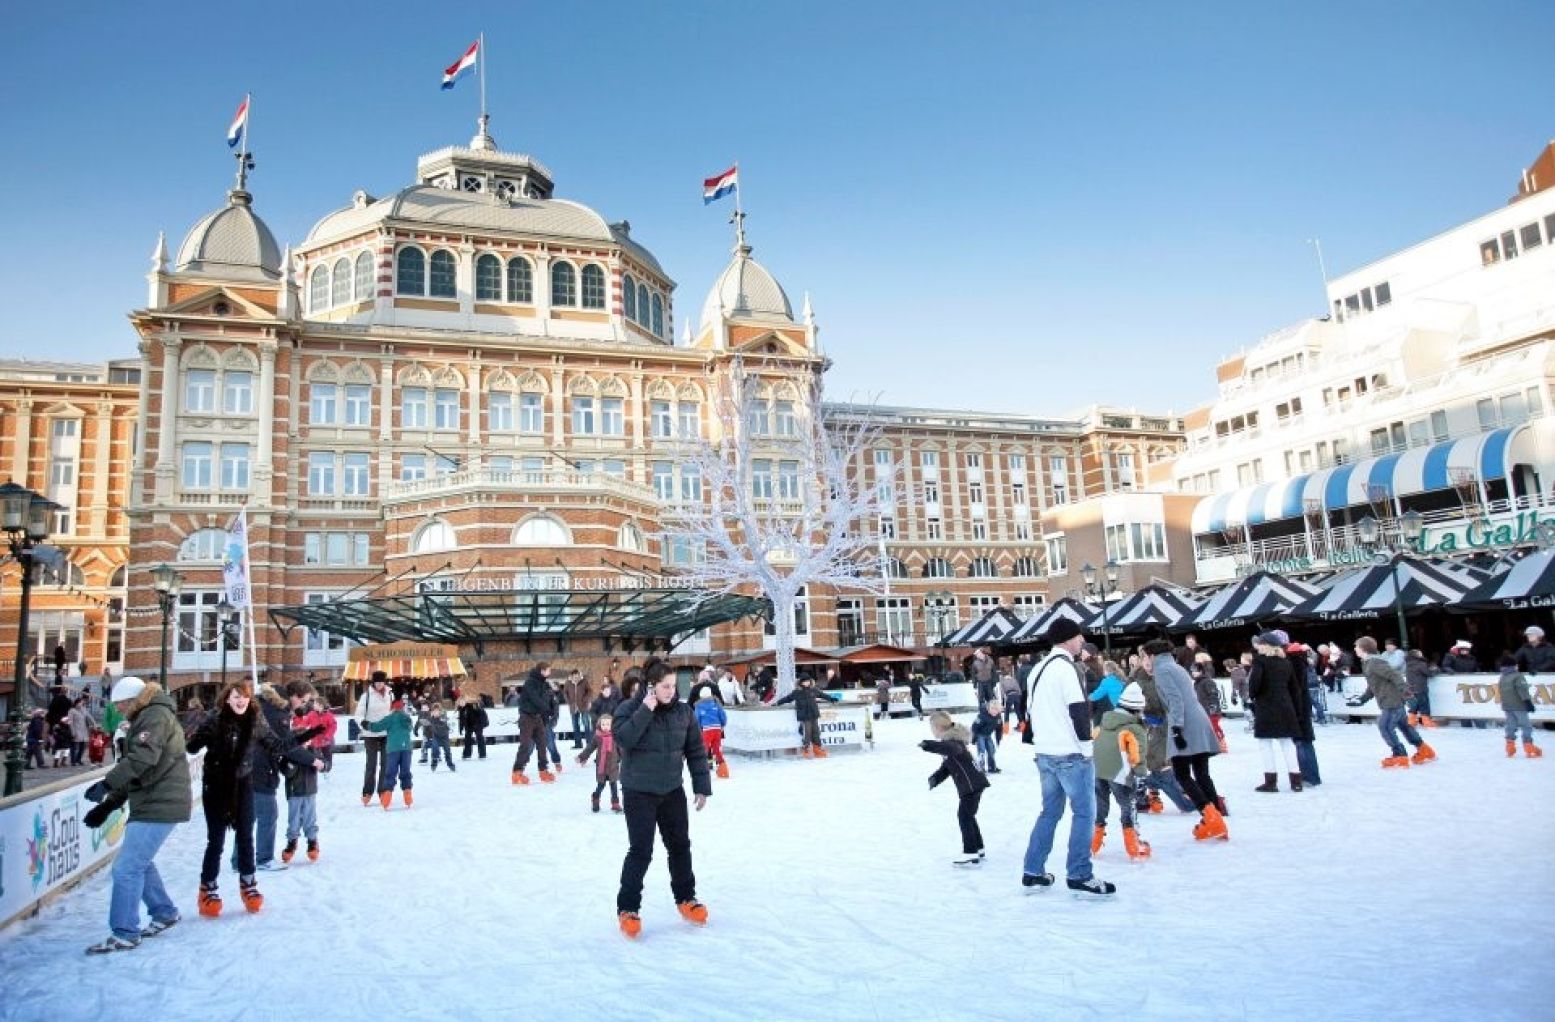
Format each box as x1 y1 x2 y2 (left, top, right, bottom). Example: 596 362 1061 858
223 371 253 415
968 480 984 504
1527 386 1544 418
971 520 987 540
1007 453 1026 481
875 597 913 646
219 443 250 490
774 400 797 436
652 461 674 501
680 463 702 502
919 450 939 477
1501 230 1519 260
519 393 544 433
751 459 774 500
184 369 215 413
1298 449 1313 472
600 397 624 436
964 452 983 480
878 516 896 539
489 392 514 431
308 452 336 495
1480 239 1500 265
343 452 370 496
1477 398 1497 430
1105 523 1128 562
924 479 940 504
926 517 942 540
1013 522 1031 541
49 456 74 486
745 400 769 436
603 459 626 478
344 384 371 426
400 453 426 482
571 396 596 435
1430 410 1449 440
1501 391 1529 425
489 456 513 473
433 388 460 430
435 455 457 476
1374 281 1392 306
650 400 673 438
1370 427 1390 455
181 442 212 489
677 402 700 439
1048 455 1068 504
1115 451 1136 488
1046 535 1067 574
310 384 338 425
401 387 428 429
777 460 800 500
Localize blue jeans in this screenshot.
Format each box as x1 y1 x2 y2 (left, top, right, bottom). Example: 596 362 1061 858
109 821 178 940
379 749 413 792
573 710 593 747
1377 707 1423 757
232 787 279 869
430 738 455 769
1309 684 1329 724
975 733 998 771
1504 710 1533 743
545 724 561 763
1144 767 1196 812
286 795 319 842
1023 754 1096 882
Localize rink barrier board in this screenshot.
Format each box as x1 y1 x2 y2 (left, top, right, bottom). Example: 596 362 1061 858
1328 673 1555 722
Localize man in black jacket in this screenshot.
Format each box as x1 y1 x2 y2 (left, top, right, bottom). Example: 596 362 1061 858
1515 626 1555 674
774 675 839 757
613 667 711 939
511 662 557 784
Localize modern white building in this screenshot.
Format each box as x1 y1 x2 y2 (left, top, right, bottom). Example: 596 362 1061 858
1174 142 1555 583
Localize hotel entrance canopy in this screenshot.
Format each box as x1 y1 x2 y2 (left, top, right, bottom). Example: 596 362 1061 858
270 588 771 655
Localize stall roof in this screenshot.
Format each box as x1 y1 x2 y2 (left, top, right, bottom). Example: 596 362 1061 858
829 643 924 663
270 588 771 655
721 646 837 667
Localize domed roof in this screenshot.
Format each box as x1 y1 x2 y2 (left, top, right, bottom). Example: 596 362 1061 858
174 189 282 282
698 245 794 335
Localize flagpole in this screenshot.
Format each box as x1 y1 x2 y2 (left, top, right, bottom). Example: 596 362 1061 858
479 33 487 123
235 92 252 192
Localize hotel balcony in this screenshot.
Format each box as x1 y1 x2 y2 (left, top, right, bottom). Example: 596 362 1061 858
381 466 656 506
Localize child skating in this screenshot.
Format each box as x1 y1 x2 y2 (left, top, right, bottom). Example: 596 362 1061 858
970 698 1002 773
919 710 989 867
1092 683 1152 862
361 699 415 808
419 702 456 772
577 713 623 812
694 690 730 779
1498 655 1543 758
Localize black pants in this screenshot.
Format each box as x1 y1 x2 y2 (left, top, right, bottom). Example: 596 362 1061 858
957 791 983 854
513 714 550 771
201 789 255 886
462 728 487 759
361 737 386 797
1171 753 1222 812
800 719 822 749
617 787 695 913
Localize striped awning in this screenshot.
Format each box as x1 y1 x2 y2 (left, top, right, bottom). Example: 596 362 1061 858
1283 554 1491 622
1176 571 1322 632
941 606 1025 647
1009 599 1098 644
1192 426 1526 535
1457 547 1555 610
1097 585 1203 635
343 642 467 682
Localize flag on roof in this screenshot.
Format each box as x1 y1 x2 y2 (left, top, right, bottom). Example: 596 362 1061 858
226 95 250 149
703 165 738 205
442 39 480 90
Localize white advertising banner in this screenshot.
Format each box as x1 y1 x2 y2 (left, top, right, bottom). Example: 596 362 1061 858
723 704 870 753
1334 674 1555 722
830 683 979 713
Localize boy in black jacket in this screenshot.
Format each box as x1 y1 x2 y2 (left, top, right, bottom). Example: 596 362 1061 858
920 710 990 867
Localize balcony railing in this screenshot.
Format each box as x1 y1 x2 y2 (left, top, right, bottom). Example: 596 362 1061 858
382 467 655 503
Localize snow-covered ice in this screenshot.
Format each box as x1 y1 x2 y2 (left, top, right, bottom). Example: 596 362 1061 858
2 717 1550 1022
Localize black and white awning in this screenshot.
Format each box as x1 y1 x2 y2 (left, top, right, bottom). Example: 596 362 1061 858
1098 585 1203 635
941 606 1026 647
1283 554 1490 622
1008 599 1098 644
1456 547 1555 610
1176 572 1323 632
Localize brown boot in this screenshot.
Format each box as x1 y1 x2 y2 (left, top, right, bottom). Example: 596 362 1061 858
1254 772 1279 792
1090 824 1105 856
1288 772 1303 793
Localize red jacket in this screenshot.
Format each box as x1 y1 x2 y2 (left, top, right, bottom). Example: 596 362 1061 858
296 709 336 750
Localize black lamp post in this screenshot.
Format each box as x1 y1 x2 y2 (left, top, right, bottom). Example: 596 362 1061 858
925 589 954 675
151 563 183 691
216 596 238 696
1081 560 1121 658
2 482 60 797
1357 511 1425 651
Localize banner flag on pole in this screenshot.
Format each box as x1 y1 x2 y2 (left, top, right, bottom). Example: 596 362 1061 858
222 508 252 609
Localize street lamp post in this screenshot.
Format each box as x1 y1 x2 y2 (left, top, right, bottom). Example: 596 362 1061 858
2 482 60 797
216 597 236 696
1357 512 1424 651
1081 560 1121 658
925 589 954 675
151 563 183 692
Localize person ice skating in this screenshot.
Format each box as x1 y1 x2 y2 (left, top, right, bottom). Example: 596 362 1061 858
241 682 321 872
1349 636 1436 768
774 674 839 757
906 672 925 719
81 677 192 954
281 682 327 864
360 698 415 807
69 695 92 766
459 695 488 760
564 668 593 748
1285 642 1323 787
1092 682 1152 862
1404 649 1439 728
50 714 71 767
694 687 730 779
354 672 393 806
512 662 558 784
187 681 319 918
419 702 455 771
1000 670 1022 733
1087 661 1126 727
716 668 745 707
298 694 336 774
1143 639 1229 842
970 698 1002 773
613 666 713 939
920 710 989 866
1382 637 1406 672
1246 633 1304 792
874 674 892 720
1497 655 1542 758
24 708 46 769
578 713 623 812
1191 652 1227 752
1132 659 1196 815
1021 618 1114 897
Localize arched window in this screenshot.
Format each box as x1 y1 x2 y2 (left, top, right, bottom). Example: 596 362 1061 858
922 558 952 579
330 257 351 306
968 557 997 578
551 262 576 306
506 257 533 302
109 565 126 588
178 527 227 561
475 254 502 301
396 248 425 295
309 265 329 311
637 283 649 323
354 252 374 300
513 516 571 546
651 294 664 336
1012 556 1037 578
886 557 909 579
622 273 637 321
619 522 645 552
580 264 606 309
412 519 457 553
44 561 86 588
429 250 457 298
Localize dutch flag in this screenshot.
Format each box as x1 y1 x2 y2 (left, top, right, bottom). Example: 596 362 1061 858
227 95 250 149
703 165 738 205
442 40 479 90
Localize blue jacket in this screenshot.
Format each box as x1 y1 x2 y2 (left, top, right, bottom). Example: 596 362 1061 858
1088 673 1125 709
694 698 727 730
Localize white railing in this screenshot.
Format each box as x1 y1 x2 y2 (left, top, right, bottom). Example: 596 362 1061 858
382 466 654 503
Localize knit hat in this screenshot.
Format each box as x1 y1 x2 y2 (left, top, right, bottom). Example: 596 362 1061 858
1117 683 1146 710
110 677 146 703
1044 618 1083 644
1525 626 1545 639
1452 639 1472 650
1255 631 1284 648
391 698 404 710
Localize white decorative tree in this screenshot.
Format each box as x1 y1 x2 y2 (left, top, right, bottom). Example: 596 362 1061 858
663 357 899 698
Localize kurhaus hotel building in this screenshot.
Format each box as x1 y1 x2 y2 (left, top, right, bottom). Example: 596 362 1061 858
3 124 1183 700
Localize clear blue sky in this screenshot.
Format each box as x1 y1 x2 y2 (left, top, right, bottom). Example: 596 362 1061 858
1 2 1549 417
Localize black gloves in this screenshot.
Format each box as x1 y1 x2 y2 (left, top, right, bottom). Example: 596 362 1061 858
83 780 110 803
918 740 932 751
83 796 124 829
1171 727 1187 752
1528 701 1538 713
927 775 941 790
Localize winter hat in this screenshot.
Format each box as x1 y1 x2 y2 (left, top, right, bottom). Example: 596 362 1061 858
1254 631 1284 649
110 677 146 703
1452 640 1472 650
391 698 404 710
1118 683 1146 710
1525 626 1545 639
1044 618 1083 644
